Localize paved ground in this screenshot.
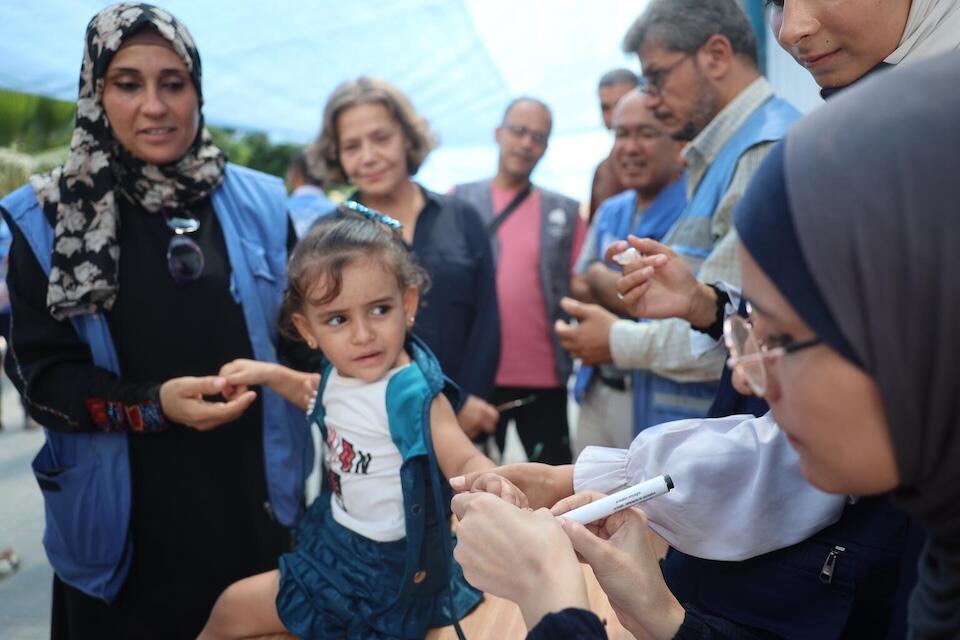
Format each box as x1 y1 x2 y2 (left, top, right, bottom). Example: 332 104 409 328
0 376 50 640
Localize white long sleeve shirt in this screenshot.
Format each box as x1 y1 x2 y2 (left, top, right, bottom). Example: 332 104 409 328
574 412 846 561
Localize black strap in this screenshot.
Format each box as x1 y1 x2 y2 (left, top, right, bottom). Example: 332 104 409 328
695 283 731 341
486 184 533 235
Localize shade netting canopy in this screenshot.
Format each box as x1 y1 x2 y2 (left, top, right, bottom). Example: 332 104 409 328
1 1 664 198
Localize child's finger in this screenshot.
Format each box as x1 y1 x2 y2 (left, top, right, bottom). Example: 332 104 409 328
222 383 249 400
502 483 529 509
469 473 498 494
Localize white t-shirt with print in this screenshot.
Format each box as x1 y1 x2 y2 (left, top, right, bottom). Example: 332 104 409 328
320 364 408 542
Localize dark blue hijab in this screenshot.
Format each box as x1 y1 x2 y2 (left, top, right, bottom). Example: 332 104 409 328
736 52 960 639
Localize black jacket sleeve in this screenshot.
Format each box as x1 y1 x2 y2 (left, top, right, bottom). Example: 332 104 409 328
524 606 767 640
454 200 500 402
673 606 770 640
2 209 165 433
526 608 608 639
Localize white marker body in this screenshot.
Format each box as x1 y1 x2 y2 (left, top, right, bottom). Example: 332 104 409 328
562 474 673 525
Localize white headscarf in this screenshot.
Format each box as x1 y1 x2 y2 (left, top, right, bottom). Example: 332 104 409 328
885 0 960 64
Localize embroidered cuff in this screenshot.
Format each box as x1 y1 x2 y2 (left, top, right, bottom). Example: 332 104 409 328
85 393 167 434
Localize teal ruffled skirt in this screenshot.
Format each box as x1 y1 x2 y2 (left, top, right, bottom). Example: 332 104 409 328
276 498 482 639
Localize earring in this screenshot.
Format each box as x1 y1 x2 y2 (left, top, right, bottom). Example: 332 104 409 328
408 316 416 326
307 339 317 349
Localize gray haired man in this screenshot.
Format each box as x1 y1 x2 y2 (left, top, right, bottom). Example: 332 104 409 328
557 0 800 434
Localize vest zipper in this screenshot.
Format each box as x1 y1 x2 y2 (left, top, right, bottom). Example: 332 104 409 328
819 545 846 584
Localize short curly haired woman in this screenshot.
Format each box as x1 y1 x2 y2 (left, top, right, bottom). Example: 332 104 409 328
310 76 502 440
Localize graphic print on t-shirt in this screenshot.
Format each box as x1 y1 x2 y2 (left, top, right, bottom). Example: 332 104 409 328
324 423 373 511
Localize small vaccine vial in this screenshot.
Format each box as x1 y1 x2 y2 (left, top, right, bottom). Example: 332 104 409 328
612 247 640 266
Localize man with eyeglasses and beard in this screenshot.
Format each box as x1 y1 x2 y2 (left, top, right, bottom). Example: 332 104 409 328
454 97 585 466
556 0 800 437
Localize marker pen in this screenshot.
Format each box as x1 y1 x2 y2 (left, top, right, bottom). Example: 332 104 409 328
561 474 674 525
495 394 537 412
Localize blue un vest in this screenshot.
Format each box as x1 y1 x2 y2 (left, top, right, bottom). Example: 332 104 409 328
663 95 801 269
572 177 685 402
309 336 472 627
632 95 800 434
287 190 337 238
0 164 312 602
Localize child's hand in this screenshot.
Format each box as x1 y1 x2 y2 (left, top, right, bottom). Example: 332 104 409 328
451 463 574 510
465 472 529 509
218 359 274 400
302 373 321 412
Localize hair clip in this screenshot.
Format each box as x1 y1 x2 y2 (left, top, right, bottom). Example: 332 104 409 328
340 200 403 230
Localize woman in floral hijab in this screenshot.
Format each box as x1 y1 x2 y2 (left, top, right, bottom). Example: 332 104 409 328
36 3 225 318
0 4 311 638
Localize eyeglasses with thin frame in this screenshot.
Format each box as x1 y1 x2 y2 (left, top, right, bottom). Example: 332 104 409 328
614 125 666 142
163 210 204 285
723 302 822 396
641 53 692 97
502 123 549 147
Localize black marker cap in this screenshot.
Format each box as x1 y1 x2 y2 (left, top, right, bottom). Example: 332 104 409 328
664 474 674 490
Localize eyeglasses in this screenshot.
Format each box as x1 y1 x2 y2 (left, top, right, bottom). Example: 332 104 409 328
614 125 666 142
723 303 822 396
340 200 403 230
163 211 204 284
503 124 549 146
641 54 692 97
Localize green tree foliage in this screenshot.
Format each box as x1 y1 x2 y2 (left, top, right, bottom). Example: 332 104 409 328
0 89 305 187
0 89 75 152
208 127 301 180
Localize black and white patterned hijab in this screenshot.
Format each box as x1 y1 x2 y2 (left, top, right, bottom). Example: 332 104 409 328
31 3 225 320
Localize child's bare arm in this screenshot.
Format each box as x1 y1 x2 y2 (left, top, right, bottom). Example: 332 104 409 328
219 359 320 411
430 394 528 508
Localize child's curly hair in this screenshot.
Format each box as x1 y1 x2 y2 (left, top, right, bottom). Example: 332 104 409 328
281 207 430 341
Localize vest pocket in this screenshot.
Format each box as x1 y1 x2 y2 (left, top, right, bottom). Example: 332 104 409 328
240 238 277 282
697 541 856 639
32 441 127 574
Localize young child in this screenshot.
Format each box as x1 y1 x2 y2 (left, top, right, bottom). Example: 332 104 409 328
198 205 526 640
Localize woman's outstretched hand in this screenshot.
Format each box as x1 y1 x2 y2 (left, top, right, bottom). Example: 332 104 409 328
451 492 588 630
552 492 686 640
159 376 256 431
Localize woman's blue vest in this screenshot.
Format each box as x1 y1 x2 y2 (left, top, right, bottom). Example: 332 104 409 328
0 164 311 602
309 335 471 624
